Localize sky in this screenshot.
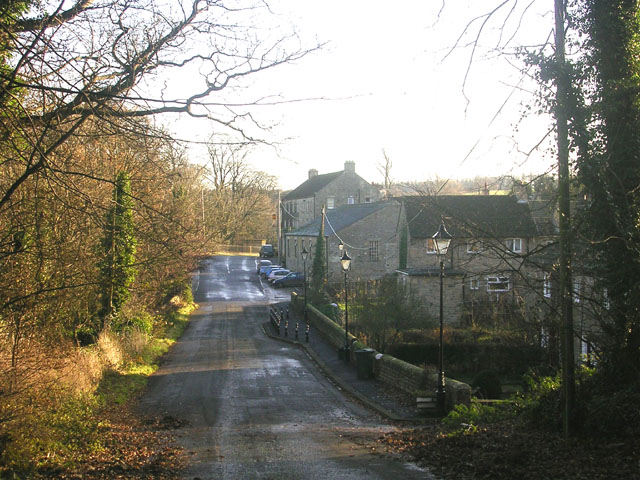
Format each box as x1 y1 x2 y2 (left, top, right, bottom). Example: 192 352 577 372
163 0 558 191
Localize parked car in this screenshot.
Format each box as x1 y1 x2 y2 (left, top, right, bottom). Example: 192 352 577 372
256 259 271 274
259 244 275 258
267 269 290 283
273 272 305 288
260 262 278 276
261 264 283 278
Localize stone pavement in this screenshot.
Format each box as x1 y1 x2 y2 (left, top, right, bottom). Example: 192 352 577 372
262 302 427 423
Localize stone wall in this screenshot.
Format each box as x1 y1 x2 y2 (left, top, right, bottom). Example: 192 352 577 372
292 292 471 410
336 203 402 280
284 203 402 282
399 273 465 325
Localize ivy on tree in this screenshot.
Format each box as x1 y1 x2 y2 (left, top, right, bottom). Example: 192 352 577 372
99 171 137 327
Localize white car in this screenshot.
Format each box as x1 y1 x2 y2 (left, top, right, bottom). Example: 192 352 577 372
267 269 290 283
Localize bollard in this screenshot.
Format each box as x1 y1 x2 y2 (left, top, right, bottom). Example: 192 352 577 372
305 324 310 343
284 320 288 337
295 322 299 340
286 305 290 319
280 307 284 321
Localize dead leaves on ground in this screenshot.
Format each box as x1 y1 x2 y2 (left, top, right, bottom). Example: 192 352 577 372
55 407 186 479
380 420 640 479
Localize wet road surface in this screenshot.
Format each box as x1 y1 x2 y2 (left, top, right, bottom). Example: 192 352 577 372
139 255 433 479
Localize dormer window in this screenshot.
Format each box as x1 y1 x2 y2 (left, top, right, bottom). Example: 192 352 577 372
506 238 522 253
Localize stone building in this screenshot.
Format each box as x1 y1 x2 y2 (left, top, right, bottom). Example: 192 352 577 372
281 161 381 231
284 201 402 283
397 195 543 326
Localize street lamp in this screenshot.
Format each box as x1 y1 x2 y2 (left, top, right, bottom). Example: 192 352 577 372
432 220 452 415
340 248 352 363
301 246 309 323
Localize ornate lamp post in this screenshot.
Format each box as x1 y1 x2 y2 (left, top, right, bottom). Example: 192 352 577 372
301 246 309 322
432 220 452 415
340 248 352 363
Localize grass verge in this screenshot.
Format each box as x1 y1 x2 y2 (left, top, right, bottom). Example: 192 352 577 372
0 299 195 478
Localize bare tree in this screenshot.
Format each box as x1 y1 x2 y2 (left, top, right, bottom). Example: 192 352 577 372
378 149 393 193
206 141 276 244
0 0 319 209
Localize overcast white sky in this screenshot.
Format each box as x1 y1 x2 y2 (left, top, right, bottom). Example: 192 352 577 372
164 0 558 191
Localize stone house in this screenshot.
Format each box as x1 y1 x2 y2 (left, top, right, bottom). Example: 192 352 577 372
284 201 403 282
397 195 544 326
281 161 381 232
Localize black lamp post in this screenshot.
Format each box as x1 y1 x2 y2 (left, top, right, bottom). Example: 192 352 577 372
301 246 309 322
432 220 452 415
340 248 352 363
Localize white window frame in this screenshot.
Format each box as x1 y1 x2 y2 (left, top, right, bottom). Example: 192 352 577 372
369 240 379 261
426 238 436 254
506 238 523 253
543 272 552 298
347 195 355 205
573 279 581 303
326 197 335 209
469 278 480 290
541 326 549 348
486 276 510 293
467 241 481 254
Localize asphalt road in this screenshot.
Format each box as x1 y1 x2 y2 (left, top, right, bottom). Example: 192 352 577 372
139 255 433 479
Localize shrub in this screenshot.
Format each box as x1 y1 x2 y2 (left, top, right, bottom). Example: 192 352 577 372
472 370 502 399
442 402 516 433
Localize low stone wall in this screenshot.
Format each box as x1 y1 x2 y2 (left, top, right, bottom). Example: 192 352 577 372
291 293 471 409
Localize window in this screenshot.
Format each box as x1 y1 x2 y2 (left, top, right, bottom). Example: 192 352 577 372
327 197 335 209
365 197 372 203
426 238 436 254
573 279 581 303
541 326 549 347
469 278 480 290
506 238 522 253
467 241 481 254
348 196 355 205
487 276 510 292
369 241 379 261
543 273 552 298
302 239 305 252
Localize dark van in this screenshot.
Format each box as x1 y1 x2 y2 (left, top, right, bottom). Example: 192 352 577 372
259 244 275 258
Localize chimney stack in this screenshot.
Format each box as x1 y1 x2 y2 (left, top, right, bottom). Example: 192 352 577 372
344 161 356 174
308 169 318 179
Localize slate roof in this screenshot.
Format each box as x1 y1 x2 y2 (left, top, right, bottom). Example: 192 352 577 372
285 202 393 237
402 195 539 239
282 171 342 201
